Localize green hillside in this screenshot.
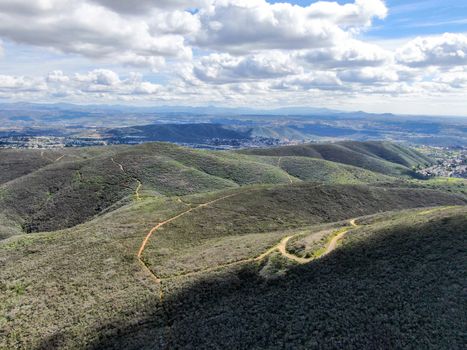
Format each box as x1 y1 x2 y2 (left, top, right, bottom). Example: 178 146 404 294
240 141 432 177
0 143 293 236
254 156 394 184
337 141 432 168
141 183 465 277
0 149 56 185
1 183 465 348
1 141 465 348
159 206 467 350
106 123 251 143
1 141 425 237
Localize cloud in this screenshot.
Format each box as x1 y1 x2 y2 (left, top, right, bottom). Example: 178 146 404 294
274 71 344 91
396 33 467 67
433 67 467 88
195 0 387 53
75 69 121 86
0 0 389 66
89 0 208 14
0 74 46 92
0 0 465 115
338 66 399 83
300 39 392 69
46 71 70 83
193 52 300 83
0 0 195 69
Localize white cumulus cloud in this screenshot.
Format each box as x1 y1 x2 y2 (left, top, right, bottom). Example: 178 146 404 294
396 33 467 67
195 0 386 53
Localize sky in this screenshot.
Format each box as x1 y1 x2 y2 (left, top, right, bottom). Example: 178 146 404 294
0 0 466 115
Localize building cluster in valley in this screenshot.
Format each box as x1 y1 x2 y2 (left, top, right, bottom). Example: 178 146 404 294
0 135 284 150
0 136 107 148
417 147 467 179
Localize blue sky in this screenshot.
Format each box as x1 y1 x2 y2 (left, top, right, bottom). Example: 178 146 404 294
273 0 467 38
0 0 466 115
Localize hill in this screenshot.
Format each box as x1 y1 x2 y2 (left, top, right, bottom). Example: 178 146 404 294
0 143 293 237
1 141 431 238
239 141 432 177
0 149 58 185
253 156 394 184
140 183 465 278
0 139 465 349
158 206 467 349
106 123 251 144
0 182 465 348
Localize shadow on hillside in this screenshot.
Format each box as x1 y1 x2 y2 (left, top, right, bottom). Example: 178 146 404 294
77 213 467 350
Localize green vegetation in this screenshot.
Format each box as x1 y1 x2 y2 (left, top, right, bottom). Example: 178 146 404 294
256 155 394 184
240 140 431 177
2 197 464 349
107 123 251 143
1 141 427 237
0 141 465 349
157 206 467 350
142 183 465 277
0 149 52 185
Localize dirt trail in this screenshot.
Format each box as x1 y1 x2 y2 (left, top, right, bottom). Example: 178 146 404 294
54 155 65 162
135 180 142 201
111 157 125 172
40 150 55 163
111 157 142 201
277 218 359 264
137 193 238 260
177 197 191 206
169 218 360 279
136 191 239 333
277 157 294 184
277 235 312 264
170 239 288 280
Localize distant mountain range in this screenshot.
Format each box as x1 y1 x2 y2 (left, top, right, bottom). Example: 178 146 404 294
0 102 342 116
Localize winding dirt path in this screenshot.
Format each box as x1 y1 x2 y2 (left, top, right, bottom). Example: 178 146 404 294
169 239 288 280
168 218 360 279
275 218 358 264
40 150 56 163
135 180 142 201
137 193 238 277
134 193 239 349
111 157 125 172
111 157 142 201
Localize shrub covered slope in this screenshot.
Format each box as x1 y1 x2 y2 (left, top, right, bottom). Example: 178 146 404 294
0 141 465 349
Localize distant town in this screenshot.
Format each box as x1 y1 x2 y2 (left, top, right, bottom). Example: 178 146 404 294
0 135 286 150
417 147 467 179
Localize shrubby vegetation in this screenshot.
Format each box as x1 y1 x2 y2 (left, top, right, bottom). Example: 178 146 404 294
0 141 465 349
240 140 431 177
143 183 465 277
88 207 467 349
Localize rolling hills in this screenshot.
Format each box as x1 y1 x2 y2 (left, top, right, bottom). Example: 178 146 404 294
240 141 432 177
0 141 434 238
0 140 466 349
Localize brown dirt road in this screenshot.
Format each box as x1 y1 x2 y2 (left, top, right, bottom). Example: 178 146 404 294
277 218 358 264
